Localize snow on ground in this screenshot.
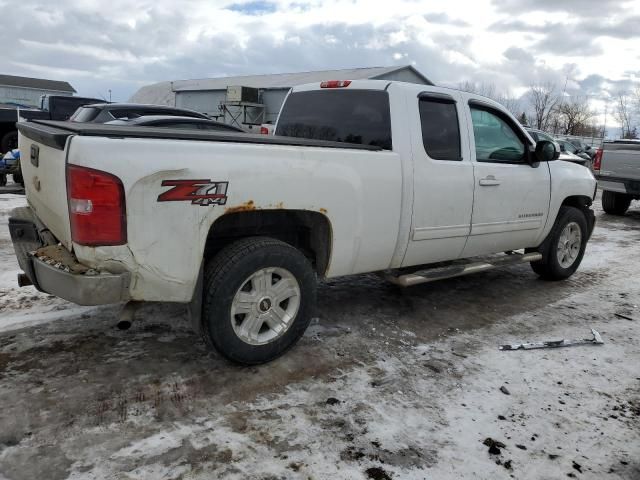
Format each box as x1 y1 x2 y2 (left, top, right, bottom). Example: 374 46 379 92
0 194 87 332
0 193 638 480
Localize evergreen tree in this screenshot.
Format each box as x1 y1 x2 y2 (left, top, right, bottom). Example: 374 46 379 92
517 112 528 126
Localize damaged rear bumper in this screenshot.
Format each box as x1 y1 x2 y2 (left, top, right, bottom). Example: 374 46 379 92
8 206 130 306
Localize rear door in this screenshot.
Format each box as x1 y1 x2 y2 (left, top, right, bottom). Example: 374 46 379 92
462 101 551 257
402 91 475 266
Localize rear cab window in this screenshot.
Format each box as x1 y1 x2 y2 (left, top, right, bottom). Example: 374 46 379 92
418 95 461 160
275 90 392 150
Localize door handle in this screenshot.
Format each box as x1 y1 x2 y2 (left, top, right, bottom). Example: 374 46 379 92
479 175 501 186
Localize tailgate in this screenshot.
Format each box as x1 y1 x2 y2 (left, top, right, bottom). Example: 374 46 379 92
601 143 640 181
17 122 74 248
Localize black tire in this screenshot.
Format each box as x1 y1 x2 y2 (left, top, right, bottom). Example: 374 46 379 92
529 206 588 280
601 190 631 215
0 174 6 187
201 236 316 365
1 131 18 153
12 171 23 186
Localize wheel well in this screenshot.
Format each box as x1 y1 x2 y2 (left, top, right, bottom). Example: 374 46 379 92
561 195 592 209
203 210 332 276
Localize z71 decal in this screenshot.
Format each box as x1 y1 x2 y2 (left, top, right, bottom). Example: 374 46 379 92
157 180 229 206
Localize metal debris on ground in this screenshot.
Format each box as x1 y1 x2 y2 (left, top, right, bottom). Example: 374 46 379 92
499 329 603 351
614 313 635 321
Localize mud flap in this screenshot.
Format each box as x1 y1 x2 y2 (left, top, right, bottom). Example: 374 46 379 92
188 264 204 337
8 215 45 291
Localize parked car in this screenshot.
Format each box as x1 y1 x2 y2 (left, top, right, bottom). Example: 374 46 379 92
1 95 105 185
0 149 20 186
563 138 596 159
557 139 593 166
105 115 244 133
1 95 104 153
10 79 596 364
70 103 209 124
526 129 590 168
594 140 640 215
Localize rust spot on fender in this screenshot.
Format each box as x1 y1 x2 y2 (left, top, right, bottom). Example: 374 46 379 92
319 208 328 214
224 200 256 214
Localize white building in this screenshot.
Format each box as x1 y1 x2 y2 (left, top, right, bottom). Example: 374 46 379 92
0 74 76 108
130 66 433 126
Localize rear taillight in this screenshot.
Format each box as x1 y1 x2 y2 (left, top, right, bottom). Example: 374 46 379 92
67 164 126 246
593 148 603 171
320 80 352 88
260 126 270 135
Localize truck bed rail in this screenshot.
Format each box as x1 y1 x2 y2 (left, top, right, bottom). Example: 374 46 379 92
17 120 385 152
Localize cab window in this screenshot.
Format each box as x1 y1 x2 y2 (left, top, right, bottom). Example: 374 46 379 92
470 107 526 163
419 98 461 160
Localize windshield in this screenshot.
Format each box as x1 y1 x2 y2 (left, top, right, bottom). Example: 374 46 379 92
70 107 101 122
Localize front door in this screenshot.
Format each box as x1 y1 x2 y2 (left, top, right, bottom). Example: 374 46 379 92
402 92 475 267
462 103 551 257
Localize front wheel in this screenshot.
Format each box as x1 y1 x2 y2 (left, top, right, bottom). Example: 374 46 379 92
201 237 316 365
529 206 588 280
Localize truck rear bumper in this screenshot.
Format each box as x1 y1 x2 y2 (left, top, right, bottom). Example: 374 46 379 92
8 207 130 306
596 176 640 196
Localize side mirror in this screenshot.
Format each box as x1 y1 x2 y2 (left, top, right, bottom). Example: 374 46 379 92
534 140 560 162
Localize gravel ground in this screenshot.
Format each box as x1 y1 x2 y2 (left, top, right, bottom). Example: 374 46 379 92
0 192 638 480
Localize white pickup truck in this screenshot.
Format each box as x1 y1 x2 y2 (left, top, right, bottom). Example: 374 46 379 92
9 80 597 364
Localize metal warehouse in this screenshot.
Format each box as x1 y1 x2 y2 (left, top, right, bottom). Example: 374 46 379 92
130 65 432 129
0 74 76 108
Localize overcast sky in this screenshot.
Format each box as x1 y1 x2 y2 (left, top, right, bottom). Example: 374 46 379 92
1 0 639 125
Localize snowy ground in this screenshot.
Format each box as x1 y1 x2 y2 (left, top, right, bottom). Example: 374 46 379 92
0 191 638 480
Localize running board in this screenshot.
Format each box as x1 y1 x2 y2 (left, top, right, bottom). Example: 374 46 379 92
386 252 543 287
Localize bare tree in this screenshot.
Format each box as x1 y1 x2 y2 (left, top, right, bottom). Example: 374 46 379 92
556 97 594 135
613 93 633 139
458 81 497 99
458 81 520 116
527 82 559 131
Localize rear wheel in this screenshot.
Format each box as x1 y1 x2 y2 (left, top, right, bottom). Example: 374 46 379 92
12 171 23 186
201 237 316 365
529 206 588 280
0 174 6 187
601 190 631 215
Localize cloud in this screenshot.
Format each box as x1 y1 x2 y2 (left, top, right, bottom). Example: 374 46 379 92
423 12 469 27
227 1 278 15
490 0 626 15
0 0 637 126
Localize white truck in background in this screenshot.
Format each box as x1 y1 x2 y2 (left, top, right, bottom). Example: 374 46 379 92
594 140 640 215
9 80 596 364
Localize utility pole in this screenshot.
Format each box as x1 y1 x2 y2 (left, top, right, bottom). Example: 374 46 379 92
108 89 112 102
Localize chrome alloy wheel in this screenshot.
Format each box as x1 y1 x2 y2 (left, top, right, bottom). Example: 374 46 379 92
230 267 301 345
556 221 582 268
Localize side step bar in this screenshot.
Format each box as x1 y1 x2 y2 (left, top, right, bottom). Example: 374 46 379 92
386 252 543 287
